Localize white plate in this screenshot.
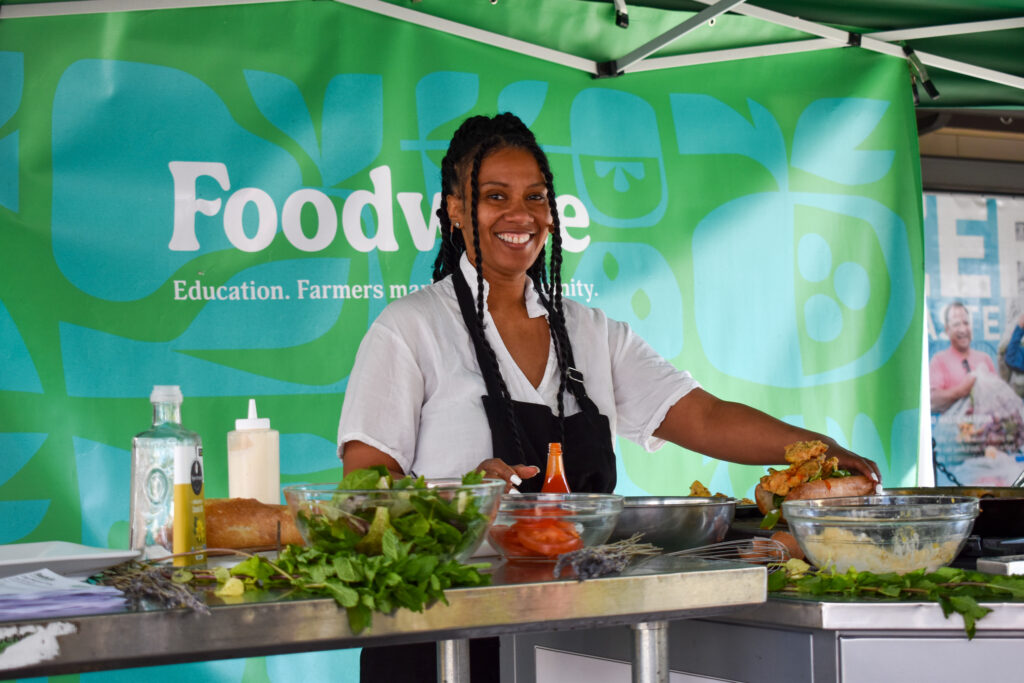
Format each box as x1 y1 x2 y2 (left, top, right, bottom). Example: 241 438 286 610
0 542 140 579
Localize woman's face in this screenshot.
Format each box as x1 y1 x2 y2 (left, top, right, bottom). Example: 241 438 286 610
447 145 552 283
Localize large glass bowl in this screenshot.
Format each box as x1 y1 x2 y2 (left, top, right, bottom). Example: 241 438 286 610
607 496 735 553
283 478 504 562
487 492 624 562
783 495 980 574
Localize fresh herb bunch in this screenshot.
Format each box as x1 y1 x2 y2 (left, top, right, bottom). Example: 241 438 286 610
768 558 1024 639
221 467 495 633
297 467 491 560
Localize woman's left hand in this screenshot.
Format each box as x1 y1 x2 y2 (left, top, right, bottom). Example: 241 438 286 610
833 448 881 484
475 458 540 493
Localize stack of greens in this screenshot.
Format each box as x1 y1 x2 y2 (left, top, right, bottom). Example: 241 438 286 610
769 558 1024 638
212 467 495 633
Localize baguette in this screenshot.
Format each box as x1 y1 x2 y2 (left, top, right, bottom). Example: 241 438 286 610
204 497 304 549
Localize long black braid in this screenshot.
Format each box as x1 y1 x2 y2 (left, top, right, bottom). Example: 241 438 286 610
432 113 578 458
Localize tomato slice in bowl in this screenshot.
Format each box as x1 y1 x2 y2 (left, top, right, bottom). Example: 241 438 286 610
489 524 533 557
514 518 583 556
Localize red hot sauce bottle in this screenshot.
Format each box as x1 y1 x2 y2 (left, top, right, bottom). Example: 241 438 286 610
540 442 571 493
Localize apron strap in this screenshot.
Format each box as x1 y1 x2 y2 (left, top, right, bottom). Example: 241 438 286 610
536 287 605 424
454 265 607 446
452 265 506 400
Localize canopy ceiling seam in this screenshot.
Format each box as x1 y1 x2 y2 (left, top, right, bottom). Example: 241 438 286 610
626 37 836 72
335 0 598 74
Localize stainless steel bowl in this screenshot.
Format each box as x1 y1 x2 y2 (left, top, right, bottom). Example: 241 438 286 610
607 496 736 553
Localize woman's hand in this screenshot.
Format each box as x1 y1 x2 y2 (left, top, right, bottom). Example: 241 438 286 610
475 458 540 493
832 447 881 484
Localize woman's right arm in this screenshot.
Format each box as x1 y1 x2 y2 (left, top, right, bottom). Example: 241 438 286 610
341 440 406 479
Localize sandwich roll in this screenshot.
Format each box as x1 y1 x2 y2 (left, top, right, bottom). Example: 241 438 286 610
755 475 875 516
205 497 304 549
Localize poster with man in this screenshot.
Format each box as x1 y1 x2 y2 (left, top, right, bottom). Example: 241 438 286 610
926 193 1024 486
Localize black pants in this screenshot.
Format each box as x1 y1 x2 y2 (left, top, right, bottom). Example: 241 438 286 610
359 637 500 682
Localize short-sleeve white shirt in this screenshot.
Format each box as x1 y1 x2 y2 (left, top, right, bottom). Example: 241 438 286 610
337 255 699 478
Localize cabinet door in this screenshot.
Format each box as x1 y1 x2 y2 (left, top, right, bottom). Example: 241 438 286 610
840 635 1021 682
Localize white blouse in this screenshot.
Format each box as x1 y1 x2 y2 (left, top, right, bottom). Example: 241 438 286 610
337 255 699 478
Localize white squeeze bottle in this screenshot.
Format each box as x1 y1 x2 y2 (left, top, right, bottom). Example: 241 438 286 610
227 398 280 504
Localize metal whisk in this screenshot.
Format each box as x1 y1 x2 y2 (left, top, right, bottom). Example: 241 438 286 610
664 538 791 571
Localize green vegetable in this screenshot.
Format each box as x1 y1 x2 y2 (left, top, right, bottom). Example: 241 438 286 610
768 562 1024 639
759 508 781 530
215 468 493 633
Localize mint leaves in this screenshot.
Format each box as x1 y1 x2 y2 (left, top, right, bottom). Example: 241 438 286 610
265 529 490 634
769 560 1024 639
218 469 494 633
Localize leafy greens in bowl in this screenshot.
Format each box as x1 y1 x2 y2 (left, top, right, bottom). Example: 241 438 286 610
283 469 504 562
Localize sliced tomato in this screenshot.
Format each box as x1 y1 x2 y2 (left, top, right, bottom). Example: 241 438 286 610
489 524 532 557
514 519 583 556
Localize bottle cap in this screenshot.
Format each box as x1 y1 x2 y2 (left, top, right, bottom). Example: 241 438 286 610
150 385 183 404
235 398 271 430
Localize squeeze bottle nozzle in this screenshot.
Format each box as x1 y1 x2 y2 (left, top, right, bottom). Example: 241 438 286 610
236 398 271 430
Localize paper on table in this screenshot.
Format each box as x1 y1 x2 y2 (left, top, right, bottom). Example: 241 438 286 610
0 569 126 620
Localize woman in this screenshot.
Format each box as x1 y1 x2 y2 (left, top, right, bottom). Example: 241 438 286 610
339 112 879 489
338 112 879 681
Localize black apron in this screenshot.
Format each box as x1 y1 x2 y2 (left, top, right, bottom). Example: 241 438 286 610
452 266 617 494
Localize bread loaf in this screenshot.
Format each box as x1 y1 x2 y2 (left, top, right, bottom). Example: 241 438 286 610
205 497 304 549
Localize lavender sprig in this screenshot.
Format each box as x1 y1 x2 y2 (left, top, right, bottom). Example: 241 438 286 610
94 561 210 614
554 534 661 581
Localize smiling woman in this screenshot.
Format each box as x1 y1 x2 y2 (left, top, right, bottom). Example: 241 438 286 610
335 112 882 681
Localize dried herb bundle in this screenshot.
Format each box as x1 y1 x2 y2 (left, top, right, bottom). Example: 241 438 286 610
94 561 210 615
554 533 661 580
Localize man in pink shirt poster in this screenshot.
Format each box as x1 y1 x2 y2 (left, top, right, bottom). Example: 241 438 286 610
929 301 996 414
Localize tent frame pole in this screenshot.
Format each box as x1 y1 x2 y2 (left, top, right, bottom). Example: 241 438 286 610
601 0 748 76
687 0 1024 94
2 0 1022 95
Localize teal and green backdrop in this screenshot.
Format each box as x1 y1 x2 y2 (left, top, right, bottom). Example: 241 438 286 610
1 2 924 681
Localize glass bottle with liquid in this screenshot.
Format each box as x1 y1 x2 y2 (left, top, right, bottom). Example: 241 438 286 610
129 385 206 566
540 442 571 493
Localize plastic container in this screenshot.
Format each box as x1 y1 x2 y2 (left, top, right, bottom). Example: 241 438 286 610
227 399 280 505
129 385 206 566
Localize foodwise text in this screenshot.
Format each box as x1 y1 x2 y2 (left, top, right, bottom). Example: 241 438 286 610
168 162 592 255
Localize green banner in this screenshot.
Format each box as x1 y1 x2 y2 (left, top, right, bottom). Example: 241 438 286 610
0 2 923 680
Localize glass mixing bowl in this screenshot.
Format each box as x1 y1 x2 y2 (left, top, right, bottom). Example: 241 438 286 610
783 495 980 574
488 492 624 562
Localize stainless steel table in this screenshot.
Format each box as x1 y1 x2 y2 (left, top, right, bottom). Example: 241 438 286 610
508 594 1024 683
0 555 765 682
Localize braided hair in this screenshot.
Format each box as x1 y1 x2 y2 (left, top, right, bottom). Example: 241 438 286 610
432 113 576 461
